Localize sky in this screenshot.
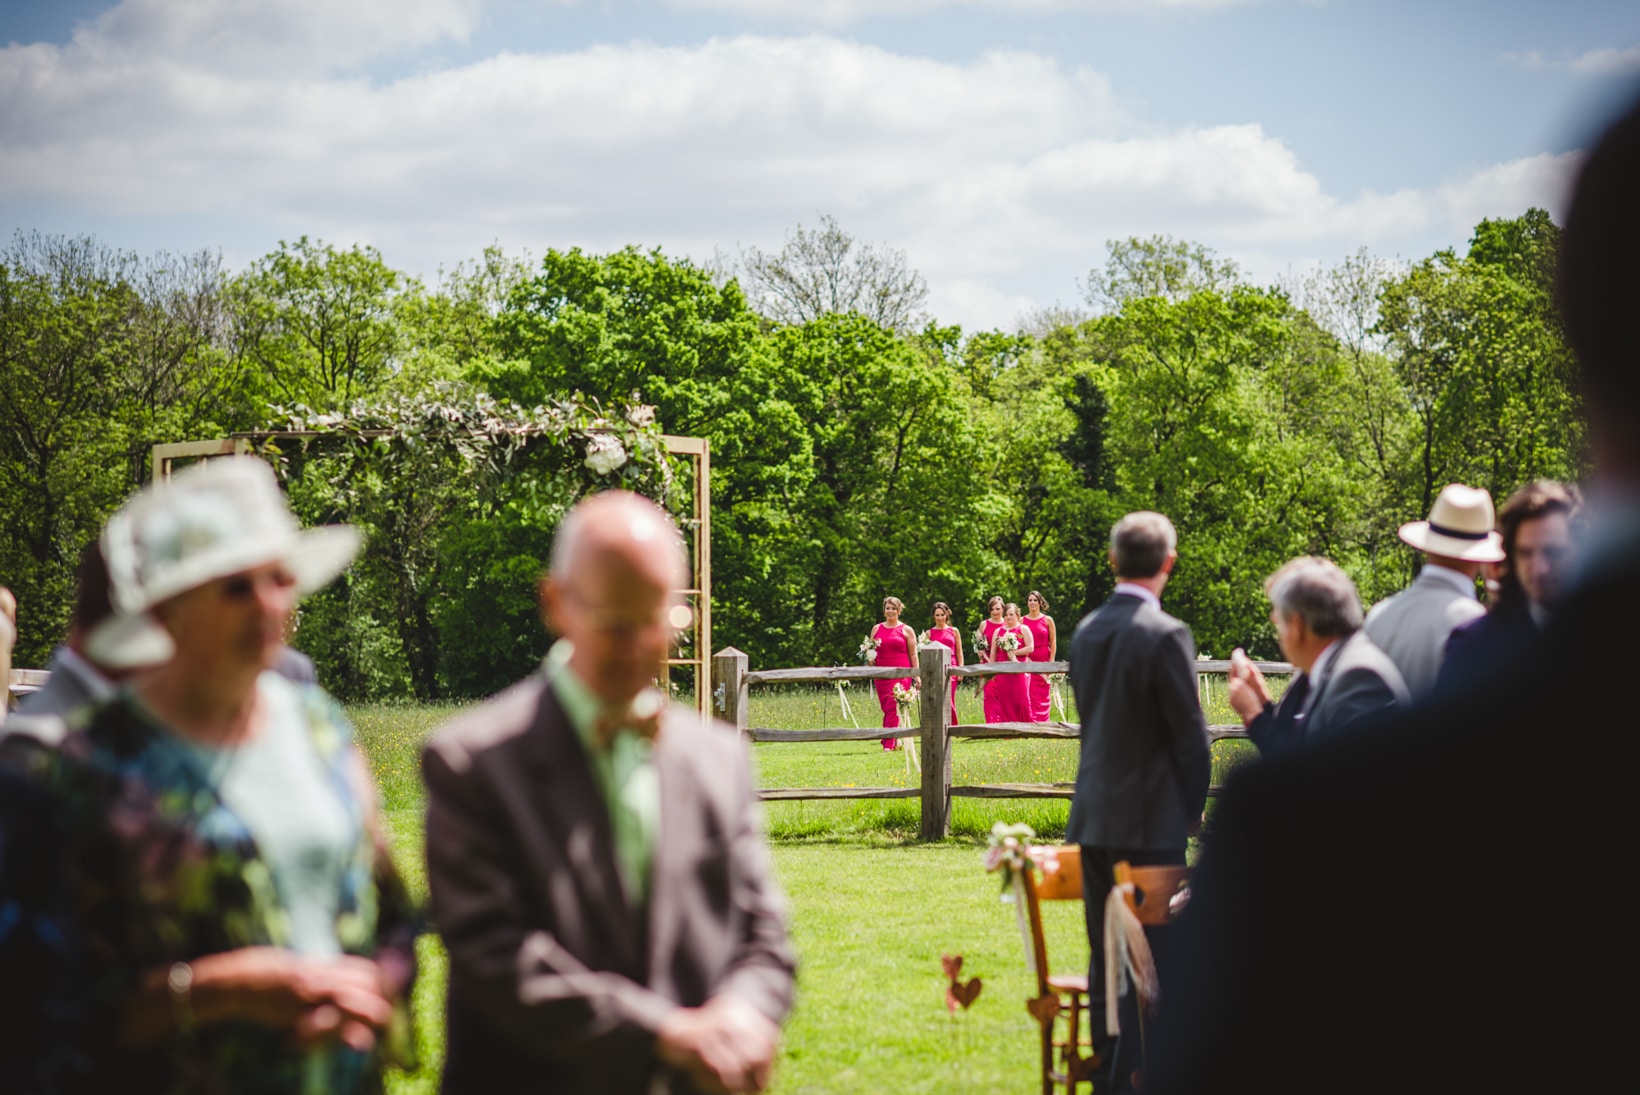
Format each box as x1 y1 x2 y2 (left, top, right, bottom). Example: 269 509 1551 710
2 0 1637 331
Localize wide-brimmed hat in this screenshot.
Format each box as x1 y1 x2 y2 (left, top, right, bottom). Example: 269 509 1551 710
85 457 360 669
1397 483 1505 563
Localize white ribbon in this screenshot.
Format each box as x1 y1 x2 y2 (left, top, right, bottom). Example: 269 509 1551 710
1009 866 1035 976
836 681 859 729
1103 882 1158 1036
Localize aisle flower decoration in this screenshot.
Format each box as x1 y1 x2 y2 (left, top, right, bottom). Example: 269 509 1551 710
984 821 1038 972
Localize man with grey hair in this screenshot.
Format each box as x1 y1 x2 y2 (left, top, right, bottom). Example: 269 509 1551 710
424 491 795 1094
1065 511 1210 1079
1228 557 1408 758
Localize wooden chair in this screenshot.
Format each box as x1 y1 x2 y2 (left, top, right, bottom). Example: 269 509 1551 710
1020 846 1104 1094
1110 861 1193 1090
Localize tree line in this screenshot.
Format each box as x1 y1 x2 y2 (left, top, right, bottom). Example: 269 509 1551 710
0 210 1581 698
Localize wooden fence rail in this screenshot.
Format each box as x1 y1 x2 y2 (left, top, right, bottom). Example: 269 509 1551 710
714 646 1292 841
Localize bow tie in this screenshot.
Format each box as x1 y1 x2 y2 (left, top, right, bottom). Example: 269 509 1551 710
591 688 666 751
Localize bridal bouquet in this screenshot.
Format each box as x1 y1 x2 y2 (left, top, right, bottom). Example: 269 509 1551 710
859 636 880 664
996 631 1022 654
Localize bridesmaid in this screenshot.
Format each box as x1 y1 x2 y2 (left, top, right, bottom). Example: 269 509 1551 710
869 596 916 750
1023 590 1057 722
978 596 1006 723
925 602 963 725
988 602 1035 722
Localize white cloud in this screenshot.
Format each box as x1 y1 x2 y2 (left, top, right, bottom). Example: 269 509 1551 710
0 0 1580 330
666 0 1258 25
1569 46 1640 75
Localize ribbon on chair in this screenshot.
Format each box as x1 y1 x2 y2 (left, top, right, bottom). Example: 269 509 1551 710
1011 865 1034 976
1103 882 1159 1036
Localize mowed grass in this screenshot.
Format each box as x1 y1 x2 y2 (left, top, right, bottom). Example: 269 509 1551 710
350 676 1280 1094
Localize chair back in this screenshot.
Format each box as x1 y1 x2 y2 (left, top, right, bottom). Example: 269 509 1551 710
1020 846 1082 994
1112 861 1191 927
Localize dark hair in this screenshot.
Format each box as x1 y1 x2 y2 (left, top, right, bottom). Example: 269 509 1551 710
1004 602 1021 617
987 595 1004 611
1027 590 1050 612
70 539 114 638
1110 511 1176 579
1560 88 1640 421
1493 480 1583 614
932 601 951 617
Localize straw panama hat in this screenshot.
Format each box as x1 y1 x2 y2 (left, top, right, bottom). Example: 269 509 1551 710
1397 483 1506 563
85 456 361 668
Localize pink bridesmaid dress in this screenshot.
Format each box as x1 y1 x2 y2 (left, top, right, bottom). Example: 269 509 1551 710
872 622 915 750
980 618 1006 723
992 625 1032 722
927 626 961 725
1022 614 1053 722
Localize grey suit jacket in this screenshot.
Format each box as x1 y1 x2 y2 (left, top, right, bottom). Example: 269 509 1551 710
9 645 111 730
423 676 796 1095
1065 593 1211 852
1251 631 1410 759
1363 569 1484 700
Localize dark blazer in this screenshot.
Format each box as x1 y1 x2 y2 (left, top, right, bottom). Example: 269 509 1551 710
1246 630 1409 758
1065 592 1211 852
1145 542 1637 1095
423 677 796 1095
1434 603 1540 698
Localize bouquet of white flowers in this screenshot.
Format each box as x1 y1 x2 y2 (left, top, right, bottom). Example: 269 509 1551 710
972 627 988 657
917 629 932 645
996 631 1022 654
859 636 880 664
892 682 918 706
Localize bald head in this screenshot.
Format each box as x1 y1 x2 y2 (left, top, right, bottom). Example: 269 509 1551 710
542 492 686 704
550 491 687 591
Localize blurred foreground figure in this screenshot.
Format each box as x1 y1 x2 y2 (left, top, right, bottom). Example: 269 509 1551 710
423 491 795 1095
46 457 419 1093
1148 90 1640 1095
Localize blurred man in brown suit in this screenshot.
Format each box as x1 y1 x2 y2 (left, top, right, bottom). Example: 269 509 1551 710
424 492 795 1095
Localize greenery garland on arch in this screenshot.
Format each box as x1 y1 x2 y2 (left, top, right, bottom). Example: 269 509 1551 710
254 386 683 701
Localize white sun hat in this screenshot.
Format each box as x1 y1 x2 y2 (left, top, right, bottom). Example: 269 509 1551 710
84 456 361 669
1396 483 1506 563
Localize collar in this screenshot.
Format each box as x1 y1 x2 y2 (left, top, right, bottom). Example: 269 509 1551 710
544 640 602 749
1418 563 1478 599
1112 582 1161 610
56 644 117 702
1298 637 1347 716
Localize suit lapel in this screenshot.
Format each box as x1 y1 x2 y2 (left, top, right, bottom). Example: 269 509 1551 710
526 684 646 976
1302 635 1352 731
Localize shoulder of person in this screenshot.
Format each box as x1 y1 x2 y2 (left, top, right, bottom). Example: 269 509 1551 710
426 674 551 773
1336 634 1408 694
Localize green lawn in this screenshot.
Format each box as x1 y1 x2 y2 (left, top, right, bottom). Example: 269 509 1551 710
350 678 1277 1094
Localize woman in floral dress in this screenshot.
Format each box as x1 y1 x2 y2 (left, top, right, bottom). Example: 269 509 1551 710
50 458 418 1094
868 596 917 750
988 602 1035 723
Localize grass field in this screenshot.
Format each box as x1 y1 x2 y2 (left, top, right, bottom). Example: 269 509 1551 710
351 675 1277 1094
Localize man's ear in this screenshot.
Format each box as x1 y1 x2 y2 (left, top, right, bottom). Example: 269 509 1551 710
1160 551 1178 576
538 576 559 634
1108 548 1119 573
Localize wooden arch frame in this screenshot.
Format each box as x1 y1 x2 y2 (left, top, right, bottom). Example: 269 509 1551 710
150 433 713 716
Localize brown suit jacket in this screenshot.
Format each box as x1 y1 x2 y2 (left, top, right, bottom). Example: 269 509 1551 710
423 676 796 1094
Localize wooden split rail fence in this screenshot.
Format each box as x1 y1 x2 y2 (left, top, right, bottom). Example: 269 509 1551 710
712 645 1292 841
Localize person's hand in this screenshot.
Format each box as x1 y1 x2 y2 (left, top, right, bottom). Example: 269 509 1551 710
1225 649 1271 727
657 995 780 1094
193 949 393 1051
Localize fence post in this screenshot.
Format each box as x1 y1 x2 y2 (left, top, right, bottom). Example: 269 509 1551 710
713 648 750 738
918 642 952 841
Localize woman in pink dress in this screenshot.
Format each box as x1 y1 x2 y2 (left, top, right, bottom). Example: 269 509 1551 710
988 602 1035 722
869 596 917 750
1023 590 1057 722
924 601 963 725
977 596 1006 723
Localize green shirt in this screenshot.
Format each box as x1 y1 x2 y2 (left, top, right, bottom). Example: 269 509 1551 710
546 642 660 905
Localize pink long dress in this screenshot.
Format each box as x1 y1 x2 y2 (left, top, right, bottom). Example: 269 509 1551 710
980 617 1006 723
872 622 915 750
1023 614 1054 722
991 625 1032 722
927 626 961 725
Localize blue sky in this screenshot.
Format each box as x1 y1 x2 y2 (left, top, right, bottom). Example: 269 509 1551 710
2 0 1637 329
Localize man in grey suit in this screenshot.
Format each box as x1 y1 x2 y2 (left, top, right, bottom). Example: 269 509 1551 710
1229 557 1408 757
424 492 795 1095
8 544 127 732
1066 511 1211 1075
1362 483 1504 700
